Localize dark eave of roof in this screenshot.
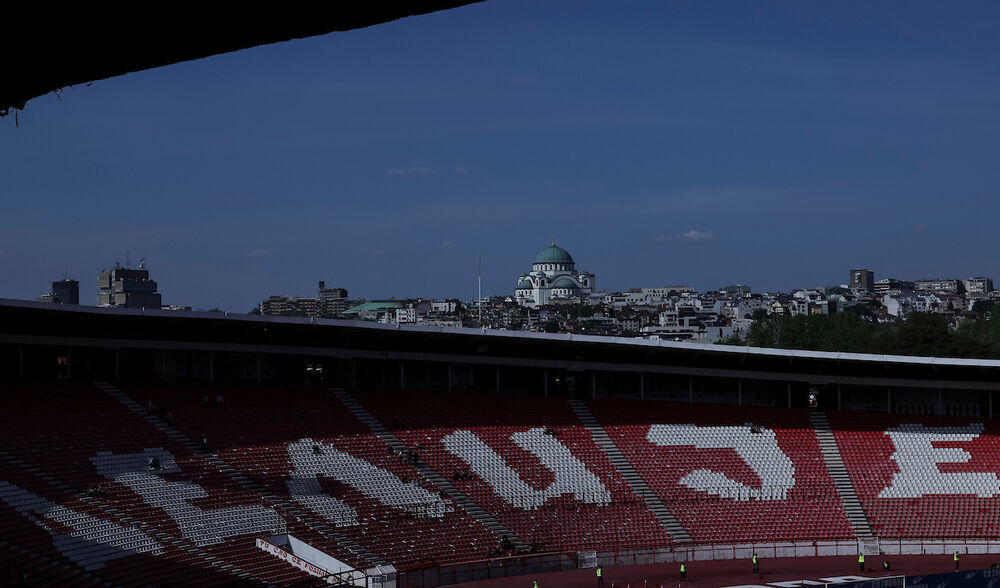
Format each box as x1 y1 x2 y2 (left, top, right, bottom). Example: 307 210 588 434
2 3 481 114
2 299 1000 386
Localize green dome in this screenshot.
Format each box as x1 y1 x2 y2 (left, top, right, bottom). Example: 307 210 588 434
534 244 574 264
517 279 532 289
552 277 578 288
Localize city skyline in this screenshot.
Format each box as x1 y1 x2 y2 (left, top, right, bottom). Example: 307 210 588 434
3 1 1000 310
22 246 999 311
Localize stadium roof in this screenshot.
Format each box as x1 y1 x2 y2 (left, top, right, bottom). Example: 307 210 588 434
2 3 481 114
3 298 1000 390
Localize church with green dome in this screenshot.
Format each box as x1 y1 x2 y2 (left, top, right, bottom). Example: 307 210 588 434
514 242 596 307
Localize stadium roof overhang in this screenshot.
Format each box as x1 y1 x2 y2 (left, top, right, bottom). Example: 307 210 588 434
1 2 481 114
3 299 1000 391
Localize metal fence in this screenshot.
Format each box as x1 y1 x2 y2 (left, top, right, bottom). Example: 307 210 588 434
384 537 1000 587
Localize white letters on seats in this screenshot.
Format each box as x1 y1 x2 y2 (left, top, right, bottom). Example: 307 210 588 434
91 448 285 546
442 428 611 509
879 423 1000 498
286 438 450 527
646 424 796 500
0 480 162 569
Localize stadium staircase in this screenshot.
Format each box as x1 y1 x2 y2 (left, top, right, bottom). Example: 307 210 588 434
807 409 878 555
331 388 528 553
567 399 692 544
0 446 262 586
95 381 387 572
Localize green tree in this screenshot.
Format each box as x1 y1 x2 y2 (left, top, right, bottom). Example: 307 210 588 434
844 303 876 322
746 317 776 347
871 313 951 356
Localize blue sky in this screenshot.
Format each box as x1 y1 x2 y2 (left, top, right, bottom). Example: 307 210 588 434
2 1 999 310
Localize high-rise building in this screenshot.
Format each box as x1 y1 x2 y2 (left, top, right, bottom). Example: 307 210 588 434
914 278 963 294
873 278 914 294
98 258 163 309
51 278 79 304
317 281 350 315
258 281 349 318
965 277 994 295
849 269 874 292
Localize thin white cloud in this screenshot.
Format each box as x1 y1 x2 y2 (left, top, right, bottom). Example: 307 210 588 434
651 230 716 242
251 248 270 257
454 166 469 174
386 166 433 176
440 240 453 248
679 229 715 241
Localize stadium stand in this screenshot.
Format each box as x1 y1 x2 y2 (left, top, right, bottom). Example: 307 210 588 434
117 381 503 571
6 302 1000 585
0 380 323 586
0 440 268 587
355 389 676 554
587 398 856 544
829 411 1000 539
9 377 1000 585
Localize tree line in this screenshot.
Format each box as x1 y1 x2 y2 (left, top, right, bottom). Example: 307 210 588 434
728 306 1000 359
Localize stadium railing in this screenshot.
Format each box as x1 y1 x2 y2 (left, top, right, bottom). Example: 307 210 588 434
392 538 1000 587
